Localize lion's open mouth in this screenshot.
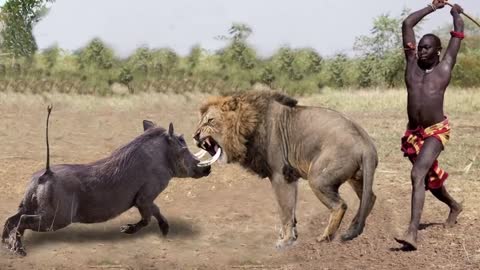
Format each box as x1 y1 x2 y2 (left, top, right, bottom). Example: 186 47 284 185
194 136 222 167
198 137 219 155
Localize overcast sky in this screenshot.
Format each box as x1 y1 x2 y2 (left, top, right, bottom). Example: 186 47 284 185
19 0 480 57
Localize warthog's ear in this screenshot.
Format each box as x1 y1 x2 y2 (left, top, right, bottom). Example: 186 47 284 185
143 120 156 131
168 122 174 136
221 97 238 111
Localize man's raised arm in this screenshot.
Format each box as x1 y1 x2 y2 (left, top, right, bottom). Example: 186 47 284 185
402 1 445 59
443 4 464 69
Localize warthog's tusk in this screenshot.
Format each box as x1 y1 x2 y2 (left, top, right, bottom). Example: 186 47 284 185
194 149 207 159
197 148 222 167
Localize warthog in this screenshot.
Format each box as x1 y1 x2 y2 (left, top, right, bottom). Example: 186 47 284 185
2 107 213 256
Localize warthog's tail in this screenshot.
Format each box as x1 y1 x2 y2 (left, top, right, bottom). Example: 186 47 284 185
39 105 53 182
357 151 376 232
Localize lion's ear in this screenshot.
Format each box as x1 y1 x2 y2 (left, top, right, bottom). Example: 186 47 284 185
221 97 238 111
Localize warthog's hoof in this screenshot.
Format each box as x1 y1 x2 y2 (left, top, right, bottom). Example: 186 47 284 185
394 236 417 251
7 234 27 256
11 246 27 256
2 240 10 250
1 235 7 245
4 231 17 250
159 223 169 236
275 237 296 249
120 224 137 234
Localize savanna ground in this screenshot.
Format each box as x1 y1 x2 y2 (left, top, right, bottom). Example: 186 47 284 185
0 89 479 270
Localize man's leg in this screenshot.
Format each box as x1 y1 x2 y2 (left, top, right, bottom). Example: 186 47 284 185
395 137 443 250
430 186 462 228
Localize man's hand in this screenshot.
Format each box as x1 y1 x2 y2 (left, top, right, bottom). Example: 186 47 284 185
432 0 446 9
450 4 463 15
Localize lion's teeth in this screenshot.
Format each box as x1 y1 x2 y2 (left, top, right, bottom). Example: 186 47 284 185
206 138 211 147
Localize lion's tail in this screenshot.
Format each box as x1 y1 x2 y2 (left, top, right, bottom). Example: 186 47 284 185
357 151 377 233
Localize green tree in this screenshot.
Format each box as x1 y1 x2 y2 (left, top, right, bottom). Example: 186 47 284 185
382 50 404 87
0 0 54 59
149 48 179 77
187 45 203 73
260 65 275 87
118 66 134 92
128 46 153 74
161 48 179 75
329 53 347 88
272 47 304 81
304 49 323 74
353 9 410 87
269 47 322 85
42 44 60 69
76 38 115 69
217 23 257 70
276 47 295 77
354 13 403 57
227 23 252 42
452 51 480 87
358 54 375 88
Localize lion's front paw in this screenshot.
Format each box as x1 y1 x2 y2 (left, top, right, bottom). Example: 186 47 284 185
316 234 334 243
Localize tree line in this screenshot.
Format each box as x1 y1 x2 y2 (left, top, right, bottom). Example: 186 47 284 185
1 1 479 95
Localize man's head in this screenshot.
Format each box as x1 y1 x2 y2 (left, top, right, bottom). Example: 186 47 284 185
417 34 442 65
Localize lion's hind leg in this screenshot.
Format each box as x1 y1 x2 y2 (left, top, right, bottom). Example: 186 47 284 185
342 178 376 241
308 168 349 242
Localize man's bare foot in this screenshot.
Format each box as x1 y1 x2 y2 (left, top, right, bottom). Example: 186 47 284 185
445 202 463 228
394 233 417 251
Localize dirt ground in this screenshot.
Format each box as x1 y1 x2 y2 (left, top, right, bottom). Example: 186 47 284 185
0 92 479 270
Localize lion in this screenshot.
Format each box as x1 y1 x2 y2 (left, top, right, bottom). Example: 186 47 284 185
193 90 378 248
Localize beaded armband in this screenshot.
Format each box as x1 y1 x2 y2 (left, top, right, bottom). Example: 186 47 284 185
450 31 465 39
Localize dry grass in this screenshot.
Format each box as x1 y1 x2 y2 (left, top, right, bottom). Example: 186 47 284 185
0 88 479 269
1 87 478 112
0 88 478 184
301 87 480 113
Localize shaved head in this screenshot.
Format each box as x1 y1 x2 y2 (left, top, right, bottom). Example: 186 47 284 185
420 34 442 50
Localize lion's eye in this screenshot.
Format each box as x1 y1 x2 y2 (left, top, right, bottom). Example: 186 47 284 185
207 118 214 124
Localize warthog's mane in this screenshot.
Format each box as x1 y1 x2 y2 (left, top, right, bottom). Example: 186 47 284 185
91 127 167 182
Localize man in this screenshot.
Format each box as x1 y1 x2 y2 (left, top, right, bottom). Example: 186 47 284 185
394 0 464 251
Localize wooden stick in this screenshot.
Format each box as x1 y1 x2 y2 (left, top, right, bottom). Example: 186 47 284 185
445 2 480 28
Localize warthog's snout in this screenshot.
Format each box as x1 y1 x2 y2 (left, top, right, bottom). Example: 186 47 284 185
193 163 211 178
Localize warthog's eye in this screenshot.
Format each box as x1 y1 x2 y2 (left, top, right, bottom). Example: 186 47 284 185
178 135 186 144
